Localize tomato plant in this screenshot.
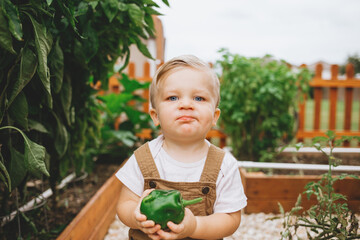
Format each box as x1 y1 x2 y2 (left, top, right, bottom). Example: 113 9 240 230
217 48 311 161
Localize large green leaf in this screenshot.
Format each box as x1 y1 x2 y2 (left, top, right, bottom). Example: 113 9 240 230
2 0 23 40
128 4 144 27
26 13 53 108
49 39 64 94
161 0 170 7
98 93 133 114
134 37 153 59
10 147 27 190
0 153 11 191
82 22 99 63
28 119 49 133
52 111 69 158
60 75 72 126
24 133 49 178
0 126 49 178
121 74 150 93
0 7 16 54
101 0 118 22
8 91 28 129
8 46 37 106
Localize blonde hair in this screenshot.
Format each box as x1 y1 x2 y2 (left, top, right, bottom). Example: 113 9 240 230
150 55 220 109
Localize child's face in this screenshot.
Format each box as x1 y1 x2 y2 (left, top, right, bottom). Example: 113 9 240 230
150 67 220 142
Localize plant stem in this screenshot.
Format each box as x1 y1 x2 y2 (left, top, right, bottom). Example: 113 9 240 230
182 197 203 207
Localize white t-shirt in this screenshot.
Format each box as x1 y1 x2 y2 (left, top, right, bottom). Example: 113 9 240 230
116 135 247 213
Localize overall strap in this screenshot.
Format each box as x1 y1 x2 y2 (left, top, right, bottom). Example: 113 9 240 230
134 142 160 178
200 144 225 183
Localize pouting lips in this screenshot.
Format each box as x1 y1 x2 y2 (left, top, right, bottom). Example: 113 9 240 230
176 116 196 121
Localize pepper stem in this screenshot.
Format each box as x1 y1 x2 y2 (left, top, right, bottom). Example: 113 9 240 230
182 197 203 207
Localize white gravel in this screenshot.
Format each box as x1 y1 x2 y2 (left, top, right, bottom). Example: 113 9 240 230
104 212 309 240
105 212 360 239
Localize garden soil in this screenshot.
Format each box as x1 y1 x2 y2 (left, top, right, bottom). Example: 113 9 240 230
0 163 120 240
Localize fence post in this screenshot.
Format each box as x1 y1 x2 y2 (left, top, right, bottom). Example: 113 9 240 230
142 62 151 112
313 63 323 131
344 63 354 146
329 65 338 130
297 64 307 142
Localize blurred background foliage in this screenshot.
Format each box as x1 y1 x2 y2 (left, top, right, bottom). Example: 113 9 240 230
217 49 312 162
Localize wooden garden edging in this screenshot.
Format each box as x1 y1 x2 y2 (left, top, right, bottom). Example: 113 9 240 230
57 170 122 240
56 164 359 240
240 168 360 214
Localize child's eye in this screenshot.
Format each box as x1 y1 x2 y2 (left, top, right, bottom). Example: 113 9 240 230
194 96 204 101
168 96 178 101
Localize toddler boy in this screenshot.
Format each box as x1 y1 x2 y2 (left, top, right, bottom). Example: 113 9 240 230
116 55 247 239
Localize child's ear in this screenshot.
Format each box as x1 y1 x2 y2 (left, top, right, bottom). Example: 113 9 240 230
212 108 221 126
149 108 160 126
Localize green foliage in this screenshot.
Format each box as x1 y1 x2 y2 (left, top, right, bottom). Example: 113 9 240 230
340 53 360 75
0 0 167 237
216 49 312 161
97 73 153 161
279 131 360 239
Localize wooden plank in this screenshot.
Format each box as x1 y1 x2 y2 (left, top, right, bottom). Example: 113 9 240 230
344 88 353 147
142 62 151 112
296 130 360 138
57 171 122 240
329 88 337 130
313 88 322 130
245 200 360 214
245 176 360 199
309 80 360 88
243 169 360 214
128 62 135 78
297 94 306 142
206 129 227 148
329 65 339 130
88 199 118 240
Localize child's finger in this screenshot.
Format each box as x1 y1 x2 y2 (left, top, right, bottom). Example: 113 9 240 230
135 210 147 221
141 188 155 198
147 233 161 240
135 189 156 223
167 221 184 233
140 220 156 228
156 229 178 240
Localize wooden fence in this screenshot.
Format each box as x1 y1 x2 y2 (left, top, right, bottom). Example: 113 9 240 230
107 62 360 148
297 63 360 146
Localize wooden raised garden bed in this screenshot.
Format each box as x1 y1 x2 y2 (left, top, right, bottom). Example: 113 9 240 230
56 161 359 239
57 171 122 240
240 168 360 214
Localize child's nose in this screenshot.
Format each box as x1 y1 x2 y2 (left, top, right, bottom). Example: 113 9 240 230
179 97 193 109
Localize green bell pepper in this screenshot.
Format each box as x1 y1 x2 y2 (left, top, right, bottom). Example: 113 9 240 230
140 189 203 229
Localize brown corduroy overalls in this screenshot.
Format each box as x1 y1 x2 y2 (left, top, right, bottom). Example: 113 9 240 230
128 142 225 240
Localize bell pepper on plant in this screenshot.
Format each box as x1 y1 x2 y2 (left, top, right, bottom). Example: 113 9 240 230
140 189 202 229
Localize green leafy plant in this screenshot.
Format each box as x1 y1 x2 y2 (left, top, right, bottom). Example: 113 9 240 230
0 126 49 191
278 131 360 239
0 0 168 238
216 48 311 161
97 73 153 161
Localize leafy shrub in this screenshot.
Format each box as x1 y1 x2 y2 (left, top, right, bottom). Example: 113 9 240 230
0 0 166 189
97 73 154 161
0 0 167 238
216 49 311 161
278 131 360 239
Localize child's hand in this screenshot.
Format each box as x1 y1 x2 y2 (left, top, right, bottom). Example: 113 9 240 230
156 208 197 239
134 189 161 237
